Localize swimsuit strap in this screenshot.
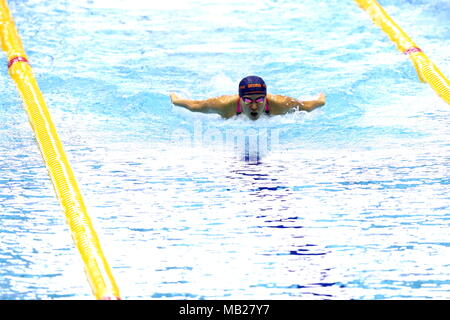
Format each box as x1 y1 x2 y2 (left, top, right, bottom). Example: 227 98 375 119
237 98 242 114
236 98 270 115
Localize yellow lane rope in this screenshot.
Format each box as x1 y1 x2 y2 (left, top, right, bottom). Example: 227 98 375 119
0 0 121 299
355 0 450 105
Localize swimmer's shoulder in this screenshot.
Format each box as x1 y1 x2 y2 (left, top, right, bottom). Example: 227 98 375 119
209 94 238 105
267 93 291 104
207 94 239 118
266 94 292 114
267 94 306 114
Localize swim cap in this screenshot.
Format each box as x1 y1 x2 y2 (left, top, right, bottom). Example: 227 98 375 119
239 75 267 97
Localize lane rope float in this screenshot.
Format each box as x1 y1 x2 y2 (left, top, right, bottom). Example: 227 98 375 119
0 0 121 300
354 0 450 105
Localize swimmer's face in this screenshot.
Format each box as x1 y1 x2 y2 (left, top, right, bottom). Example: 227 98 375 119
241 94 266 120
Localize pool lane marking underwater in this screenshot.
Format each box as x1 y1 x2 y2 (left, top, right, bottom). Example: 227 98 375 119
0 0 121 300
355 0 450 105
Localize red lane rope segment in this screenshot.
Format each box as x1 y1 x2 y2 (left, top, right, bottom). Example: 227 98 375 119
404 47 423 55
8 56 29 68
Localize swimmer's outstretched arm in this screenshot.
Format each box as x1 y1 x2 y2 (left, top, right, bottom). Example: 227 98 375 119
169 93 236 118
170 93 206 112
300 93 326 112
269 92 326 114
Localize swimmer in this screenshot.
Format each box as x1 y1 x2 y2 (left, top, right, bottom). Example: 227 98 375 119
169 75 326 120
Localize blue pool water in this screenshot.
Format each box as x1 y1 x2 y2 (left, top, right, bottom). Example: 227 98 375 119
1 0 449 299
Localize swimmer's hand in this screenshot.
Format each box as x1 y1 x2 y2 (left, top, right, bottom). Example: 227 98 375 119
169 93 180 104
317 92 326 105
300 92 326 112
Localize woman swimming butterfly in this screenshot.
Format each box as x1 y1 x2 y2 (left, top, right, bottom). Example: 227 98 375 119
170 75 326 120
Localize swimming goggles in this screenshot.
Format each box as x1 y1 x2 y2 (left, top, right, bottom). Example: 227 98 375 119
242 96 265 104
